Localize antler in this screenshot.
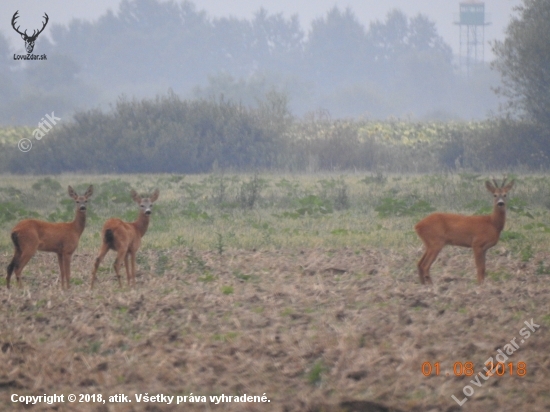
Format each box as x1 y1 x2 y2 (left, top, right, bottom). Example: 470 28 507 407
501 174 508 188
32 13 49 39
11 11 26 37
11 11 49 40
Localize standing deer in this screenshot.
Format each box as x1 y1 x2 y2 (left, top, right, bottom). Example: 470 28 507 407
91 189 159 288
7 185 93 289
415 178 515 284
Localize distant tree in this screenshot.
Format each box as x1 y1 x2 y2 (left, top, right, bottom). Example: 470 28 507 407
0 32 12 69
368 9 409 63
408 14 452 58
305 7 372 88
367 11 452 81
366 10 454 114
250 9 304 73
210 16 253 77
192 72 299 110
492 0 550 130
24 54 80 91
46 0 212 91
209 9 304 78
0 33 19 106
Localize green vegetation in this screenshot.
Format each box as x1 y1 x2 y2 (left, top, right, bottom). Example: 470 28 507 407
1 173 550 263
0 126 33 146
1 97 549 174
1 173 550 412
493 0 550 132
307 360 327 385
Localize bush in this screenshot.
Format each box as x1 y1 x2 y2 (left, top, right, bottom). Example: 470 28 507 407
5 91 291 174
462 119 550 170
2 95 550 174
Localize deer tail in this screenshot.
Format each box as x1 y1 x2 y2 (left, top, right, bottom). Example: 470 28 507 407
104 229 115 249
7 232 21 275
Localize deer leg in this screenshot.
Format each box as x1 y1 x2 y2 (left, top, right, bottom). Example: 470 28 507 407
124 253 131 286
416 248 434 284
419 245 443 285
130 251 136 287
63 253 72 290
13 247 36 288
7 249 22 289
113 249 126 288
57 253 65 289
417 251 428 284
473 246 487 284
91 243 110 289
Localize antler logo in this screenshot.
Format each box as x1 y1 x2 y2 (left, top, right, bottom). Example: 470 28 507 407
11 11 49 54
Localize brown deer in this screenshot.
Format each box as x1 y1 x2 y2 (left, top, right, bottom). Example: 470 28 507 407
415 178 515 284
91 189 159 288
7 185 93 289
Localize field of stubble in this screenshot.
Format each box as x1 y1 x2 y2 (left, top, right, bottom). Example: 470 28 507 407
0 174 549 412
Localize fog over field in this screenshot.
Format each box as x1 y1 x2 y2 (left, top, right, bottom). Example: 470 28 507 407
1 1 550 411
0 0 521 123
0 0 521 56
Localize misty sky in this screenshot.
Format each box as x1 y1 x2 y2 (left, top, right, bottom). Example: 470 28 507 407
2 0 522 60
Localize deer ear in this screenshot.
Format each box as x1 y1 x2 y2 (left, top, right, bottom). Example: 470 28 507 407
503 180 515 192
130 189 141 203
84 185 93 198
150 189 159 203
485 181 496 193
68 185 78 199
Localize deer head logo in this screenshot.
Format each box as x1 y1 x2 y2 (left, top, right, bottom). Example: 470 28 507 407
11 11 49 54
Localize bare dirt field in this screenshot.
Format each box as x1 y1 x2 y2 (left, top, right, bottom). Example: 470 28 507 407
1 245 549 412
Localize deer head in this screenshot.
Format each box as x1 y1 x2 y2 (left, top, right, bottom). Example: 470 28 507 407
68 185 94 212
131 189 160 216
11 11 49 54
485 177 515 209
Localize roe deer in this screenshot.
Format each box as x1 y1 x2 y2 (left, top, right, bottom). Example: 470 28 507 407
91 189 159 288
7 185 94 289
415 178 515 284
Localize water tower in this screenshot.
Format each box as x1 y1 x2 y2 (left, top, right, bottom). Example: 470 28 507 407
455 1 490 74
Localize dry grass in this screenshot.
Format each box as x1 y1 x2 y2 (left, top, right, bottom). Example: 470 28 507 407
1 173 550 411
1 246 549 411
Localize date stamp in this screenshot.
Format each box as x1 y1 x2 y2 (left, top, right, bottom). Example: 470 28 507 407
422 361 527 377
443 318 541 407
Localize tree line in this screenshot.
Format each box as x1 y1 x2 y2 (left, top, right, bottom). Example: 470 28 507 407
1 0 498 124
1 0 549 173
1 91 548 174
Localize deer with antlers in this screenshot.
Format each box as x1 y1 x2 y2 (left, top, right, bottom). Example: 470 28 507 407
415 177 515 285
91 189 159 288
11 11 49 54
7 185 93 289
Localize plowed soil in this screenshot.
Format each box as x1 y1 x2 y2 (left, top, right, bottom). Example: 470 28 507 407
1 246 549 411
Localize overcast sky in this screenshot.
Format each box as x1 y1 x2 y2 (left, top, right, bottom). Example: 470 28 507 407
2 0 522 59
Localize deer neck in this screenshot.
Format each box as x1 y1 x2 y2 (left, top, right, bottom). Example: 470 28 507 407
132 212 150 238
72 208 87 235
491 204 506 233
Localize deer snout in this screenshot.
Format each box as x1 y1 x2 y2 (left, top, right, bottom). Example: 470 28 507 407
497 199 505 207
145 209 152 215
79 205 87 211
